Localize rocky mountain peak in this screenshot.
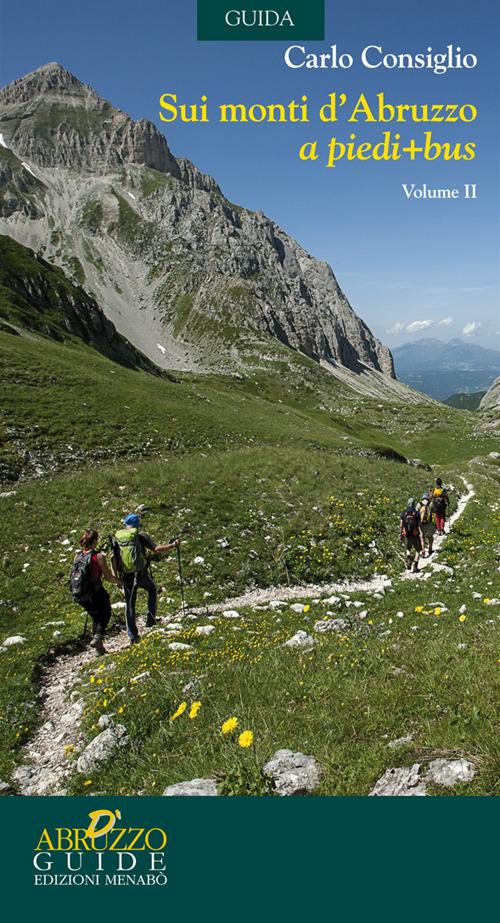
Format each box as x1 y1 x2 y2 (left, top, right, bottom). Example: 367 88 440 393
0 64 396 383
0 62 179 176
0 61 100 108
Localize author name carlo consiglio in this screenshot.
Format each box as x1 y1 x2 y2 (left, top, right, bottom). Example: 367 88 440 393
284 44 477 74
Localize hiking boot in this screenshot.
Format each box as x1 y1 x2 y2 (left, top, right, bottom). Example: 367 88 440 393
90 635 106 656
406 560 412 571
145 615 157 628
129 635 141 646
412 562 419 574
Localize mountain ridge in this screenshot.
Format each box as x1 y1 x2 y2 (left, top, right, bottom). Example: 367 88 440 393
0 62 397 384
393 337 500 400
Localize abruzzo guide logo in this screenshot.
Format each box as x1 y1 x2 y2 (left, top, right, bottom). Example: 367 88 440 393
33 808 168 888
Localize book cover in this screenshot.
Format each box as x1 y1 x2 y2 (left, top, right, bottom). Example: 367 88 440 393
0 0 498 915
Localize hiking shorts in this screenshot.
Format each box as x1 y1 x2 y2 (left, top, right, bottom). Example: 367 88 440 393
421 522 436 539
405 534 421 552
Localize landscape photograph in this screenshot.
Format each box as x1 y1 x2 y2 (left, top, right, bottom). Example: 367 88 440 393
0 4 499 800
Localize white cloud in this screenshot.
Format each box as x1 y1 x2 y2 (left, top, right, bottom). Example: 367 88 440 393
386 322 406 333
437 317 453 326
462 321 482 336
406 320 434 333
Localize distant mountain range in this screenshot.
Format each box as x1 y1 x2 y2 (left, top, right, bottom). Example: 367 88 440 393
392 338 500 400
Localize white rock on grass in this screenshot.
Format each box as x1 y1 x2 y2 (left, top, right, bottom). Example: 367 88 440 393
322 596 341 607
222 610 240 619
459 605 467 614
181 676 205 697
168 642 192 651
313 619 348 634
130 671 150 683
263 749 322 796
485 598 500 606
426 759 475 786
76 725 129 774
283 631 317 650
268 600 287 610
290 603 306 614
387 734 414 749
162 778 217 796
111 602 126 610
2 636 27 647
370 758 476 796
430 563 454 575
195 625 215 636
370 764 427 796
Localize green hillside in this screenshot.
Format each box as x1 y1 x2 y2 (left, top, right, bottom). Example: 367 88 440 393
444 391 486 411
0 247 499 795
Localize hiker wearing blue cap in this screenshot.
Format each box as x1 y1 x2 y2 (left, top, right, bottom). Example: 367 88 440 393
113 514 180 644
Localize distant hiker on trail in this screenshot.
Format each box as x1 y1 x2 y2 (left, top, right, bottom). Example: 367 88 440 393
431 478 449 535
400 498 423 573
69 529 121 656
417 495 436 557
112 514 180 645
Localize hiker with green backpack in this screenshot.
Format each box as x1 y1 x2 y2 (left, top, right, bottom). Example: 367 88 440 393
112 513 180 645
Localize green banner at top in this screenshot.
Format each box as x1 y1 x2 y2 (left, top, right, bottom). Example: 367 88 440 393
197 1 325 40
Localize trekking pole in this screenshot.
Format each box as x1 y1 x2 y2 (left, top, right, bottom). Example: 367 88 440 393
176 542 186 616
82 615 88 639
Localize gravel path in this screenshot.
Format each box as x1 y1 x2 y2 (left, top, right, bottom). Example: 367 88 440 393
11 480 476 795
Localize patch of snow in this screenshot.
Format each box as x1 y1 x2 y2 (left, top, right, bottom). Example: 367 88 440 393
21 161 37 178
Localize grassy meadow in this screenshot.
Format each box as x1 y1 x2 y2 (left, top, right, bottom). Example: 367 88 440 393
0 325 499 793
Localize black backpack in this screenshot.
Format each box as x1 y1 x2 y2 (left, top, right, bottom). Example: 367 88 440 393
431 494 446 514
402 509 419 537
69 551 97 604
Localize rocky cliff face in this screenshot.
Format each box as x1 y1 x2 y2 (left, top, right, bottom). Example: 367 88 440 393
0 62 395 380
480 377 500 411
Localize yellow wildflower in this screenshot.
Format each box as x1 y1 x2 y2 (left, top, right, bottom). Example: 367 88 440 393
238 730 254 748
303 604 311 613
189 701 202 719
484 598 491 604
459 614 466 622
434 608 441 616
415 606 424 613
221 716 238 735
170 702 187 721
83 780 92 786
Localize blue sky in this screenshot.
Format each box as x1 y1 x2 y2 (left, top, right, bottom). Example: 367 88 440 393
1 0 498 349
